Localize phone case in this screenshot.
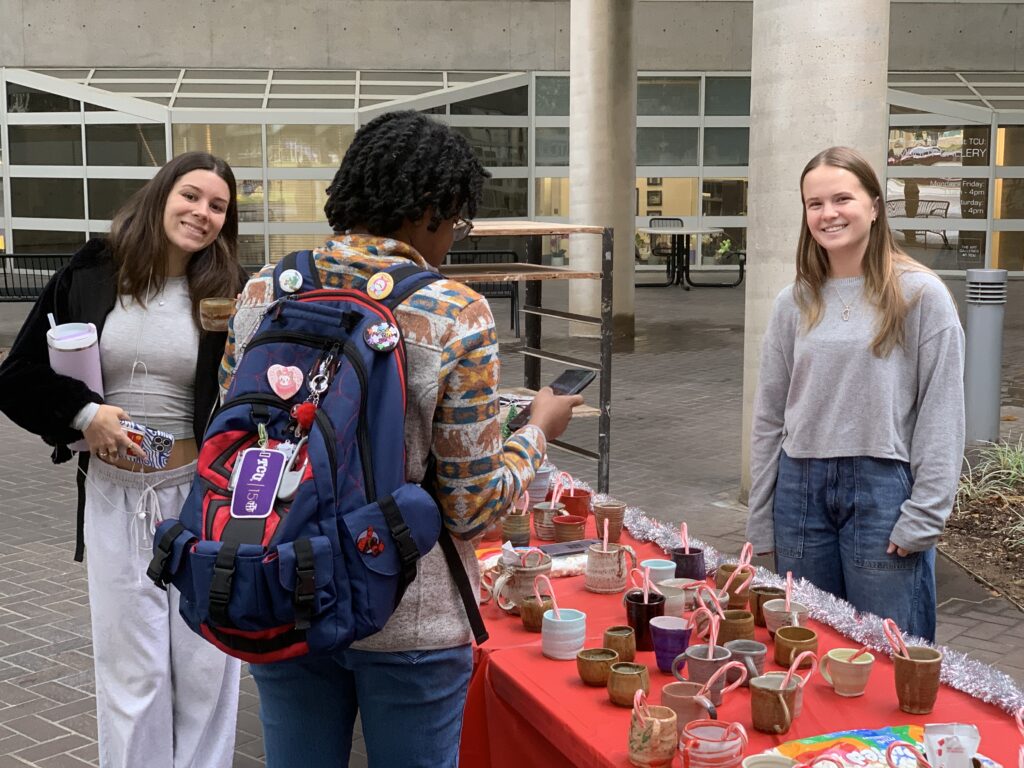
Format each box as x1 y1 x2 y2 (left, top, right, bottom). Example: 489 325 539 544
120 420 175 469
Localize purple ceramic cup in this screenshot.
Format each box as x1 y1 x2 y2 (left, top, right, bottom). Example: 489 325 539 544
649 616 694 673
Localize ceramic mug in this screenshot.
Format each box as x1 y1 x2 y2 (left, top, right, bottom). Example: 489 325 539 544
648 616 693 674
518 593 553 633
893 646 943 714
501 511 531 547
604 625 637 663
659 578 704 612
586 543 638 594
541 608 587 660
756 671 810 718
559 485 593 518
639 559 677 585
762 598 810 638
749 673 800 734
628 699 678 768
678 720 748 768
723 639 767 687
624 590 666 652
820 648 875 697
717 609 756 644
608 662 650 707
678 644 739 707
670 546 707 580
773 626 818 667
660 680 717 731
749 585 786 628
485 551 553 615
531 500 566 541
593 500 626 543
742 756 797 768
715 563 755 609
577 648 619 686
553 514 587 542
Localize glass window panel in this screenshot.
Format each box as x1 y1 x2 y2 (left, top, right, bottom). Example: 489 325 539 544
994 178 1024 218
996 126 1024 166
92 69 178 79
87 179 148 220
535 128 569 166
266 98 354 109
172 124 263 166
360 84 439 96
993 231 1024 271
536 76 569 116
90 82 174 93
273 71 355 81
184 69 268 79
7 83 80 113
478 178 528 217
636 128 698 166
237 179 265 222
702 178 748 216
450 86 528 116
637 77 699 116
177 83 267 94
267 180 329 223
451 126 526 167
8 125 83 165
893 229 984 270
888 126 991 167
11 178 84 218
269 235 323 262
173 98 265 108
29 69 91 79
239 235 266 269
361 72 442 83
535 178 569 217
267 124 353 168
636 178 697 217
11 229 87 254
705 77 751 116
269 84 355 95
703 128 749 166
886 177 987 220
448 72 505 84
86 124 165 166
699 228 747 266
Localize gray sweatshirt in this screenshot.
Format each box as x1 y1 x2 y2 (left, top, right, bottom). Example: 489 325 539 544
746 271 965 554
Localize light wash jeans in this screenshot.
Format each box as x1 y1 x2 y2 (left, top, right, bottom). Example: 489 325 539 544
251 644 474 768
772 451 937 642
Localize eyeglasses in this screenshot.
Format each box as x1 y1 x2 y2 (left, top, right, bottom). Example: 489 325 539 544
452 218 474 243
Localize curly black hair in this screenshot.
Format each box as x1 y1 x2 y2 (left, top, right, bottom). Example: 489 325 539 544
324 111 491 235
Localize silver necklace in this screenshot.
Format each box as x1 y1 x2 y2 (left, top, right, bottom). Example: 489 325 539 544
833 284 855 321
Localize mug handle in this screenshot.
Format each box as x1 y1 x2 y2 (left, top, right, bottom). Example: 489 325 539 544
479 567 499 604
623 545 638 570
819 655 833 685
773 691 792 734
493 572 517 614
671 652 689 682
696 694 718 720
743 654 760 682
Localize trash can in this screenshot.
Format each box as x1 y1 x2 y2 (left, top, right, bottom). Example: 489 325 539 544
964 269 1008 445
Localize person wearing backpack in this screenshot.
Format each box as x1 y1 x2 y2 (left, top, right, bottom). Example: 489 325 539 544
0 152 246 768
217 111 582 766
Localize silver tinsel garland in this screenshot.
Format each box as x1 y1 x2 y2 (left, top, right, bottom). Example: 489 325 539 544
562 478 1024 715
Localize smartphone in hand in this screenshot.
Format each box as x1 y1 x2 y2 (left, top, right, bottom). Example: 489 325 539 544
506 369 596 432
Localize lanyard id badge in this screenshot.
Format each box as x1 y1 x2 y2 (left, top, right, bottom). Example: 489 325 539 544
229 447 288 519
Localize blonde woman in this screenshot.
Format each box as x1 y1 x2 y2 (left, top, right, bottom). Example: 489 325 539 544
746 146 965 641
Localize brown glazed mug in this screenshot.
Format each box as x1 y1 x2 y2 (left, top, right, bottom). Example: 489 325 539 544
518 593 553 632
717 609 756 645
501 511 531 548
586 543 639 594
749 585 786 628
604 625 637 663
750 673 800 734
483 551 553 615
893 646 943 714
553 514 587 542
593 500 626 543
715 563 755 610
608 662 650 707
773 626 818 667
577 648 619 687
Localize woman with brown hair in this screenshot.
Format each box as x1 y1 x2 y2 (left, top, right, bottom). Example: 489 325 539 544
746 146 965 642
0 151 247 767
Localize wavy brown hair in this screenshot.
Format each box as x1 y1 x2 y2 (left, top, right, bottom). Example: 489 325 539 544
107 151 244 328
795 146 932 357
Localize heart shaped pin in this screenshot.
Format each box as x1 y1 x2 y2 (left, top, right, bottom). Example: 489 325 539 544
267 364 303 400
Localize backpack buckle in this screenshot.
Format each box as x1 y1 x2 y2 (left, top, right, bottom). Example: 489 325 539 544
293 539 316 631
147 521 186 590
208 542 239 627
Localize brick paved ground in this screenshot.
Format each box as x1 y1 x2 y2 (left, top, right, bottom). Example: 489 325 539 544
0 274 1020 766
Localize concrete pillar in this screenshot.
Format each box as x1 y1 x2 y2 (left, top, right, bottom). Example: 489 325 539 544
739 0 891 501
569 0 636 338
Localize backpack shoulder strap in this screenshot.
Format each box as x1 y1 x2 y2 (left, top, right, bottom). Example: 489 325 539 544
378 263 441 311
273 250 322 299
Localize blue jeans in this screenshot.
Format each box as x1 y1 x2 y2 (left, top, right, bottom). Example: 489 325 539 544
251 644 474 768
772 452 936 642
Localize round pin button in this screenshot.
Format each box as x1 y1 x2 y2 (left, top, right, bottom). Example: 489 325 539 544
363 322 400 352
366 272 394 301
278 268 303 294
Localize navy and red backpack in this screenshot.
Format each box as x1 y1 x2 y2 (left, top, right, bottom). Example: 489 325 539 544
148 251 486 663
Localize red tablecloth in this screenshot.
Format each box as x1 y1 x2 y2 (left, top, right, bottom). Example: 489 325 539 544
460 532 1020 768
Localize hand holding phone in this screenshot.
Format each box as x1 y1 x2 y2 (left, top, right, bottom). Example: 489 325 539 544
507 368 594 435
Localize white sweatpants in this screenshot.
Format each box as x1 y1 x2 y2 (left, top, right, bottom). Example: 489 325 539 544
84 459 241 768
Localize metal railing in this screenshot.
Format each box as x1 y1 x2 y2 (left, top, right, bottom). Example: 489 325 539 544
0 253 73 301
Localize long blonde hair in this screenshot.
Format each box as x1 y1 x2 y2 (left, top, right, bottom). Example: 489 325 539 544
794 146 932 357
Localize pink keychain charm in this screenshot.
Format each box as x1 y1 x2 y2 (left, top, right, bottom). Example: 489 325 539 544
268 364 304 400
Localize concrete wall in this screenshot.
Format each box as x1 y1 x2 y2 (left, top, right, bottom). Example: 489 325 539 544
3 1 1024 72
